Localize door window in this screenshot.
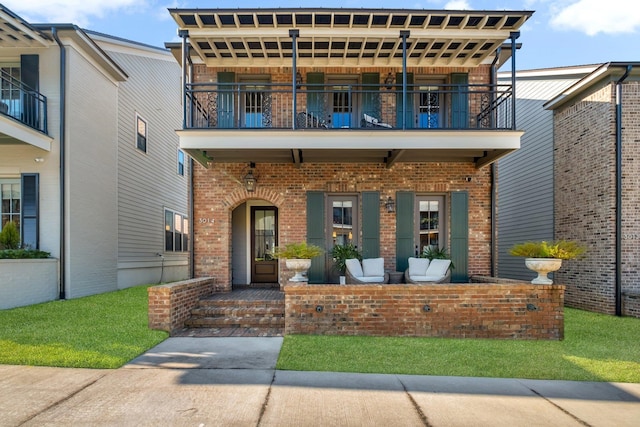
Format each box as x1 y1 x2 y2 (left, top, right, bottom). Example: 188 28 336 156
416 196 445 255
416 80 445 128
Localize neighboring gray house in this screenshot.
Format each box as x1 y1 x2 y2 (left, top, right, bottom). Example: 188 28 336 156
497 63 640 318
0 6 190 309
496 65 596 280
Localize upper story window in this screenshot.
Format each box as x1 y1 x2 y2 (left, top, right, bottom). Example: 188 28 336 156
177 149 185 176
136 114 147 153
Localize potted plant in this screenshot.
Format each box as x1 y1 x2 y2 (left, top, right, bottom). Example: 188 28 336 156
273 242 323 282
509 240 586 284
330 243 362 284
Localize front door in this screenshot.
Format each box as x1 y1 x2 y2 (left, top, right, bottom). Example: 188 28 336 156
251 206 278 283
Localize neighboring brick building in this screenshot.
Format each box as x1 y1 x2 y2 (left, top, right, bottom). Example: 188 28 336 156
167 8 532 288
546 62 640 317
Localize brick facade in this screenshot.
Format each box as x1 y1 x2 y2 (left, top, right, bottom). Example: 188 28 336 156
284 282 565 339
193 161 492 288
148 277 221 333
554 79 640 317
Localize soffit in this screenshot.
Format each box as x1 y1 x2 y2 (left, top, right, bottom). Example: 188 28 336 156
169 8 532 68
0 6 50 47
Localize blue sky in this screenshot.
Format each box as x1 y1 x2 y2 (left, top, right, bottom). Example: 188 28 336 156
6 0 638 71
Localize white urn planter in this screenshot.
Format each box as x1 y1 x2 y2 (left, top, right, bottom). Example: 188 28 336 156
525 258 562 284
285 258 312 282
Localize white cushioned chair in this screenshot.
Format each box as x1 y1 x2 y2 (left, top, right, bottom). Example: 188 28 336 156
405 257 451 283
345 258 390 284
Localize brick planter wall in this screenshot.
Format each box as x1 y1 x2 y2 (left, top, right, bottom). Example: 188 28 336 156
148 278 219 333
284 282 565 340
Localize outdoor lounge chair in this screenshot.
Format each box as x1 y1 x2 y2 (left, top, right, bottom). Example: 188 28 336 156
345 258 390 284
404 257 451 283
361 113 392 129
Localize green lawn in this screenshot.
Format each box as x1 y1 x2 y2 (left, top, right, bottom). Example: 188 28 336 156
0 286 168 368
277 308 640 383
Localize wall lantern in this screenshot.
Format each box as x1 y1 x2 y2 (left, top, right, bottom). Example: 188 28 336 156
384 196 396 213
384 72 395 90
243 162 258 192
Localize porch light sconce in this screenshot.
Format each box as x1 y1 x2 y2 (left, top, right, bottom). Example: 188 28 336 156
384 72 395 90
296 71 303 88
243 162 258 192
384 196 396 213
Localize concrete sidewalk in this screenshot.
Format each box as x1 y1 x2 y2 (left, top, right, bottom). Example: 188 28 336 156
1 337 639 426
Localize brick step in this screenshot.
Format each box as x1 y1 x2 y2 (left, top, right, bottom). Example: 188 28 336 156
191 306 285 317
196 299 284 309
185 315 285 328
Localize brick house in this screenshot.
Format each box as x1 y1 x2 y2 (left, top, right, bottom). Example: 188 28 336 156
167 8 532 289
545 62 640 317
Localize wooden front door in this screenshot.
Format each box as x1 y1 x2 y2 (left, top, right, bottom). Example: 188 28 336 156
251 206 278 283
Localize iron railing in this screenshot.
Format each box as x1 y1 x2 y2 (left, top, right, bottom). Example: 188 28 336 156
0 69 48 134
184 82 513 131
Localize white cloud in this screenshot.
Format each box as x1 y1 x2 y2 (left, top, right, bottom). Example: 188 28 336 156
2 0 144 26
550 0 640 35
444 0 473 9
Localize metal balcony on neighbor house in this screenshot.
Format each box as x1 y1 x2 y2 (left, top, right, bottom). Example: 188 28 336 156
183 81 514 131
0 69 48 134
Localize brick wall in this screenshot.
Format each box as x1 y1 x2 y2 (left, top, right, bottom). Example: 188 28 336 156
148 278 220 333
284 282 565 339
193 162 492 287
554 80 640 317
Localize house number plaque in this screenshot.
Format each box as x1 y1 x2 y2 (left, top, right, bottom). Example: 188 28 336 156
198 218 215 224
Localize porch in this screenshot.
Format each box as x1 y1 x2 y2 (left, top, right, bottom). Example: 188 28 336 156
149 278 565 340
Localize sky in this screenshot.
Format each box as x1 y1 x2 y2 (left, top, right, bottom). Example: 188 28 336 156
5 0 639 71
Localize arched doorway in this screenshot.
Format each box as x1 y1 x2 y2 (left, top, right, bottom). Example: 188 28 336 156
231 200 278 288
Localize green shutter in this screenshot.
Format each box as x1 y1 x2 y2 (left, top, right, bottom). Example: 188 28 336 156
306 191 326 283
450 191 469 282
217 72 235 128
361 73 380 124
21 55 39 128
361 191 380 258
306 72 325 121
21 173 39 249
395 191 415 272
396 72 414 128
451 73 468 129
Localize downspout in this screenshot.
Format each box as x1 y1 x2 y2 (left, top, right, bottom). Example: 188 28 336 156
189 157 195 278
52 28 66 300
615 65 632 316
489 48 501 277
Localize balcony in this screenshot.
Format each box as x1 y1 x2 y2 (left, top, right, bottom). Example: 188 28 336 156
179 81 521 168
184 82 513 131
0 69 50 151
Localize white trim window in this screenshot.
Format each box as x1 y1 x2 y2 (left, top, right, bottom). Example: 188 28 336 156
177 149 185 176
1 178 20 230
165 209 189 252
136 114 147 153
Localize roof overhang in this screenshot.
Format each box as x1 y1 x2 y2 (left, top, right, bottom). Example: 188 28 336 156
0 5 50 47
545 62 640 110
178 129 523 169
169 8 532 68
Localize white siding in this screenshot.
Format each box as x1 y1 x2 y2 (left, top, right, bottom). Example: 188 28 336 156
97 41 189 287
496 70 591 280
65 46 119 297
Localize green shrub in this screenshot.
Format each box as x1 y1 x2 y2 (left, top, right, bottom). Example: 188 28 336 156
509 240 586 260
0 221 20 250
0 249 51 259
330 243 362 274
273 242 323 259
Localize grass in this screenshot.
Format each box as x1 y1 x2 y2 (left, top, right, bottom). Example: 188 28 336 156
277 308 640 383
0 285 168 369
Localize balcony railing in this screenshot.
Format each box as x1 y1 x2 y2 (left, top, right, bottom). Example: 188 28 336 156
0 70 48 134
184 82 513 131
